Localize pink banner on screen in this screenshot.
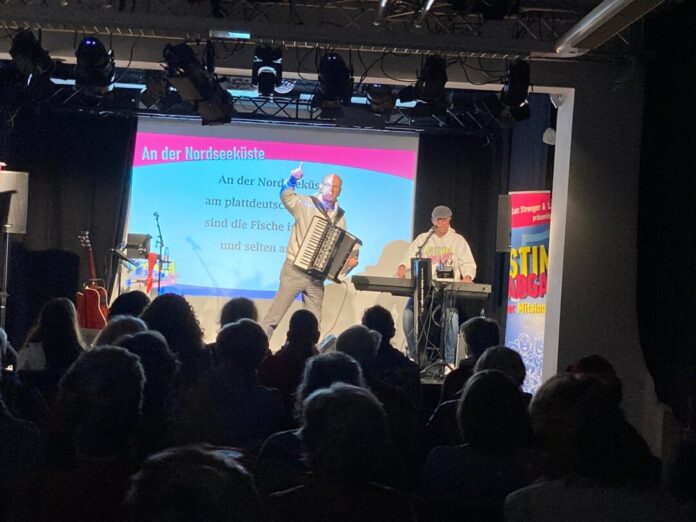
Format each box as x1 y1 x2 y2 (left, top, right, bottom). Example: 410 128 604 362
133 133 416 179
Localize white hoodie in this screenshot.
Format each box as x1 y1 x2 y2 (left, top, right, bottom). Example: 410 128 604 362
400 227 476 281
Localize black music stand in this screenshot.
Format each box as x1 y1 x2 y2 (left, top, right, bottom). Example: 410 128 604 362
0 190 16 329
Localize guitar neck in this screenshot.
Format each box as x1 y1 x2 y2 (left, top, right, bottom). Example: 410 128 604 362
86 247 98 283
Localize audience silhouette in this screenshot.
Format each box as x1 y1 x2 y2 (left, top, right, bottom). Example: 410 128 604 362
0 293 686 521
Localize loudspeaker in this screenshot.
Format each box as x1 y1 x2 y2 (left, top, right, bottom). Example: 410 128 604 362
496 194 511 253
0 171 29 234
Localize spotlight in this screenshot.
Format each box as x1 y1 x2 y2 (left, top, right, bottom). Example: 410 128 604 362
315 52 354 108
10 30 53 77
251 46 283 97
483 93 529 126
398 55 448 116
75 36 115 96
500 59 530 108
163 42 234 125
414 55 447 104
366 84 395 114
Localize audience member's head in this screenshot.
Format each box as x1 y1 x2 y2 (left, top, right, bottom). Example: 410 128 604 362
295 352 366 415
530 373 627 481
286 309 320 349
336 325 381 369
300 383 387 483
57 346 145 458
25 297 83 370
361 305 396 346
140 293 204 357
460 317 500 360
216 319 268 375
565 354 623 405
219 297 258 326
93 315 148 347
474 345 526 388
117 331 178 414
125 444 261 522
108 291 151 318
457 369 529 451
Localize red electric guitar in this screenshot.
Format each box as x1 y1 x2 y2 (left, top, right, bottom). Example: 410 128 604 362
76 231 109 329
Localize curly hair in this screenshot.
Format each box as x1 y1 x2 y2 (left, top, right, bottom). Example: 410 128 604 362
140 294 204 356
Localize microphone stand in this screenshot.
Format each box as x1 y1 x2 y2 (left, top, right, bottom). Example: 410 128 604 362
415 226 436 259
110 247 136 299
154 212 165 295
0 224 12 330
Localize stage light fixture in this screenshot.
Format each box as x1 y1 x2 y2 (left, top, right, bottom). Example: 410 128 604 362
251 46 283 97
366 84 395 114
10 30 53 78
483 93 529 126
500 59 530 108
414 55 448 104
75 36 115 96
163 42 234 125
315 52 354 109
397 54 448 116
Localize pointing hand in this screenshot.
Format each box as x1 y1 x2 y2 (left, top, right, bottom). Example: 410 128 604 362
291 162 304 180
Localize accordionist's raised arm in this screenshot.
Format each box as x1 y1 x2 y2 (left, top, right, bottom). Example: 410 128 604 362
280 162 304 216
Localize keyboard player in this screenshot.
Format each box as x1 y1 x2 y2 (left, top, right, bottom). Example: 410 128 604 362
260 162 358 341
396 205 477 363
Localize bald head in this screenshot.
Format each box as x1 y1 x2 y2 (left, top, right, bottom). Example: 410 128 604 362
320 174 342 207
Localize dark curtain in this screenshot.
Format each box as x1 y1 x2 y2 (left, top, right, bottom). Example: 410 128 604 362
414 93 552 327
3 107 137 345
638 2 696 421
415 132 506 321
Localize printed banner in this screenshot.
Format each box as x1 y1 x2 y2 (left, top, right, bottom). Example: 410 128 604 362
504 191 551 393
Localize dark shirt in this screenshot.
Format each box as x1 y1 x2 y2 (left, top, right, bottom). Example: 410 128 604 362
177 374 284 450
420 444 537 522
259 343 317 425
373 342 422 409
440 357 476 403
13 456 139 522
255 429 410 497
266 477 415 522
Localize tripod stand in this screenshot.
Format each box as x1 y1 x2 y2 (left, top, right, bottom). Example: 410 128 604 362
417 286 457 383
411 257 457 383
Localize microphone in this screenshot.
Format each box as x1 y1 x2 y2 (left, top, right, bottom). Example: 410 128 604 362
153 211 159 218
415 225 437 258
110 248 137 267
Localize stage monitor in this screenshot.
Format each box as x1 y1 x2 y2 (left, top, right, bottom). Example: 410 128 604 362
126 118 419 299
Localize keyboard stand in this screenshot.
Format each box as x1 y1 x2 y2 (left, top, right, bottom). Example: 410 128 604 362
418 285 456 383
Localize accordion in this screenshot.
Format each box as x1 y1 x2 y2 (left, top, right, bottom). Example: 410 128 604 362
294 216 362 282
